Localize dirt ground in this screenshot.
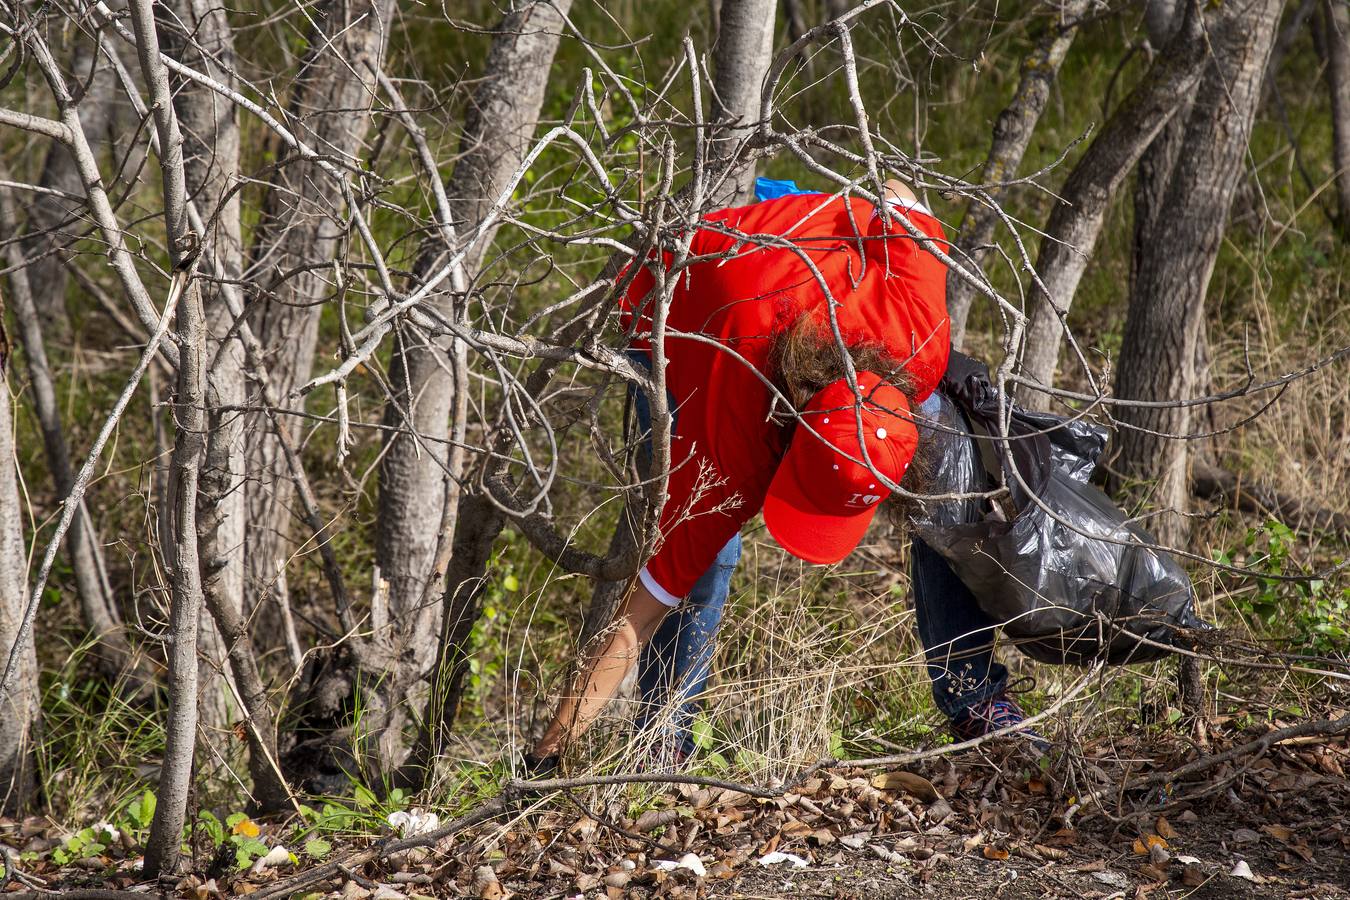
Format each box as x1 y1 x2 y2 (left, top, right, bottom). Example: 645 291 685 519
9 718 1347 899
429 718 1350 900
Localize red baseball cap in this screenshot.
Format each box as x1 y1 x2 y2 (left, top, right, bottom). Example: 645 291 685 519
763 372 919 565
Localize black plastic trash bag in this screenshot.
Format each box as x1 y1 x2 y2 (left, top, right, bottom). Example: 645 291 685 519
913 353 1207 665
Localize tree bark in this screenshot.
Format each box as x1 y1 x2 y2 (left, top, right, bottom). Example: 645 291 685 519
169 4 239 737
1111 0 1283 551
0 188 130 678
395 277 628 789
1129 0 1206 717
947 0 1091 349
377 0 572 677
1319 0 1350 233
159 0 293 813
1131 0 1192 292
709 0 778 206
0 306 39 815
1015 1 1210 409
244 0 395 616
127 0 210 875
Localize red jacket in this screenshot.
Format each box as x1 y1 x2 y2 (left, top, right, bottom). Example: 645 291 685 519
620 193 950 603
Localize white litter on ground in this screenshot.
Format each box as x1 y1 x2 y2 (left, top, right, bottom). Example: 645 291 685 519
386 809 440 837
250 845 293 874
652 852 707 877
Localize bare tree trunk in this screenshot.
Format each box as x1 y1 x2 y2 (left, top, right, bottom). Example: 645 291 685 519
1319 0 1350 233
127 0 210 875
948 0 1090 349
21 39 116 335
142 271 207 877
1112 0 1283 551
378 0 572 676
317 0 575 780
244 0 395 617
396 281 623 789
159 0 293 812
709 0 778 206
0 314 39 814
0 189 130 677
1015 1 1210 409
1131 0 1206 718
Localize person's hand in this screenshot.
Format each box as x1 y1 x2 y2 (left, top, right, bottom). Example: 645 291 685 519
506 750 561 814
521 749 559 780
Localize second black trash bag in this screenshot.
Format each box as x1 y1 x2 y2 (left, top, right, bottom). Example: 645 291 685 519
913 353 1208 665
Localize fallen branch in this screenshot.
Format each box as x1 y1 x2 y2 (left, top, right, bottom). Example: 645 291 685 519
1192 459 1350 537
256 661 1103 896
250 797 513 899
1064 711 1350 825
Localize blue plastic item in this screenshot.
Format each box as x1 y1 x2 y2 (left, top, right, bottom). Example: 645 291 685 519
753 177 815 202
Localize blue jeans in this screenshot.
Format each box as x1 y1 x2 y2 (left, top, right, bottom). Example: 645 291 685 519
911 538 1008 719
628 355 1005 754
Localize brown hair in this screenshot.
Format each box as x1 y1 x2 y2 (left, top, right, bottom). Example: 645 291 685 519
768 315 934 498
769 315 917 413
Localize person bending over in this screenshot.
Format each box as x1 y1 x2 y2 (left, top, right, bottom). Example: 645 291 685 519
528 179 1032 772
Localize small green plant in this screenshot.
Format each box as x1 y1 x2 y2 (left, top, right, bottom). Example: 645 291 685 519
222 813 270 870
125 790 156 834
302 837 333 860
50 824 116 866
1219 520 1350 655
191 808 271 870
290 782 413 842
49 790 160 867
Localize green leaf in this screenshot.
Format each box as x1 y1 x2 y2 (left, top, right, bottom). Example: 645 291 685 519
225 811 248 829
197 810 225 847
127 791 157 829
691 717 714 750
502 574 519 592
352 784 378 809
304 838 332 859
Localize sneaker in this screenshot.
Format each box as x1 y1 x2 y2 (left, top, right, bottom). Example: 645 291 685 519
950 695 1048 750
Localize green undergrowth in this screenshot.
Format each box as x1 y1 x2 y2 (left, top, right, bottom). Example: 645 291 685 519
8 0 1350 862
